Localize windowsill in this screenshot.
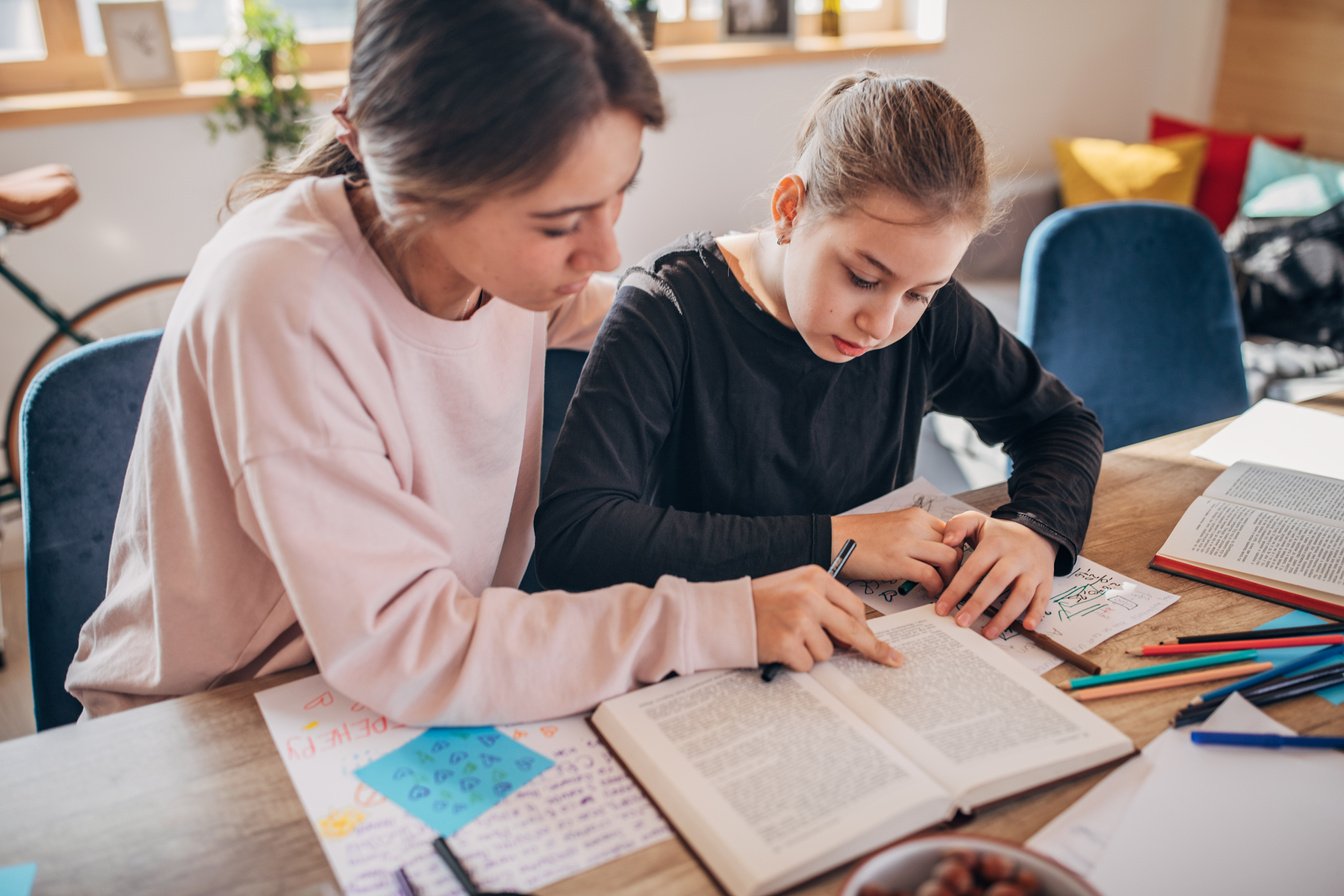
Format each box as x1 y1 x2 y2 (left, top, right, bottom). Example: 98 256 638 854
0 30 941 129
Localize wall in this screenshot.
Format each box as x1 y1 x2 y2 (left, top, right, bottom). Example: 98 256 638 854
0 0 1229 475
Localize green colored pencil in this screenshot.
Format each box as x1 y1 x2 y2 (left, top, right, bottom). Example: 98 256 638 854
1058 649 1258 690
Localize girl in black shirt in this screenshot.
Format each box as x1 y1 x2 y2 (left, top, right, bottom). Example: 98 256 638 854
536 72 1102 645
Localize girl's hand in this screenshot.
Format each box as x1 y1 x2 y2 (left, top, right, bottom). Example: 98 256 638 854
831 508 962 596
933 512 1057 638
751 566 904 673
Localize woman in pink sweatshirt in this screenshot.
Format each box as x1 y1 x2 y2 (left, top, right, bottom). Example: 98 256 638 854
66 0 899 725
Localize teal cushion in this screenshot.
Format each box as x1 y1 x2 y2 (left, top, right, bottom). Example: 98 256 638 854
1241 138 1344 217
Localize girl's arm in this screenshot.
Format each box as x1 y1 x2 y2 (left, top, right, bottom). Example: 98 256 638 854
535 283 829 591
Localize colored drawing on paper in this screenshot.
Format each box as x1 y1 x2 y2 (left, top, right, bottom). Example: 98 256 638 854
0 863 37 896
318 807 367 839
354 727 554 838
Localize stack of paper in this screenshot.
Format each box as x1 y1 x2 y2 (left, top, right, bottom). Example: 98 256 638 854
1028 693 1344 894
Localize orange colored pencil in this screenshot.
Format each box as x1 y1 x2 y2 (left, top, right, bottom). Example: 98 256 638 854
1127 634 1344 656
1070 661 1273 701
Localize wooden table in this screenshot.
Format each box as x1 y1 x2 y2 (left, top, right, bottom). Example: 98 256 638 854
3 393 1343 896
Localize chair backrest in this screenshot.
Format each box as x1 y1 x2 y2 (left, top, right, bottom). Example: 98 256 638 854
20 329 162 730
1018 201 1250 451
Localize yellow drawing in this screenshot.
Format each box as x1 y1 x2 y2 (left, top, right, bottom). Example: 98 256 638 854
318 807 366 839
304 720 320 730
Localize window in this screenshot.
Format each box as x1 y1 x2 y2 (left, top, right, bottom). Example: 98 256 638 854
0 0 353 96
651 0 904 47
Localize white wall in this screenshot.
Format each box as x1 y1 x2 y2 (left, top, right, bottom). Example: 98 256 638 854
0 0 1228 454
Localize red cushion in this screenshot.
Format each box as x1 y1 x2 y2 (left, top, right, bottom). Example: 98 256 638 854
1149 113 1304 232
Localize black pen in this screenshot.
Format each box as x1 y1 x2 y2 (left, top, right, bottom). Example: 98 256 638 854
761 538 857 682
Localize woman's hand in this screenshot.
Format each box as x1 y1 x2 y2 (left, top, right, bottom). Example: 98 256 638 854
751 565 903 673
933 512 1058 638
831 508 962 596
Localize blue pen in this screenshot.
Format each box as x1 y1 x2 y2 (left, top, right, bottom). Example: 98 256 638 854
1191 731 1344 750
1192 642 1344 705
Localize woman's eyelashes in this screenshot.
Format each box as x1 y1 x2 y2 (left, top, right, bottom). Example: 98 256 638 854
542 220 581 238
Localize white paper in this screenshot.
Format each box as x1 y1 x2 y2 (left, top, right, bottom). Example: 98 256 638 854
844 480 1179 674
1192 398 1344 480
255 674 671 896
1085 695 1343 895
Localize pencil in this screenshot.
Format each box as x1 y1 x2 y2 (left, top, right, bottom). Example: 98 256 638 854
1191 660 1344 715
1160 621 1344 645
1190 731 1344 750
761 538 857 682
1070 661 1271 701
392 867 418 896
1128 634 1344 656
1009 623 1103 676
1060 650 1257 690
1174 666 1344 726
1192 643 1344 705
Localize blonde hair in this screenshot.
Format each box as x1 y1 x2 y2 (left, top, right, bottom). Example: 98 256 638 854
226 0 664 234
794 72 996 231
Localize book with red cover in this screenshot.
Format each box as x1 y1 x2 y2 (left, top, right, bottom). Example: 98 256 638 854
1151 461 1344 620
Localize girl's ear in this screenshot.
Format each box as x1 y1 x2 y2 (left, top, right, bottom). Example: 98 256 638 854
771 174 806 245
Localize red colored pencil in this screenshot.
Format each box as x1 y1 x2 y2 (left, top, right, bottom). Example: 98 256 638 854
1128 634 1344 656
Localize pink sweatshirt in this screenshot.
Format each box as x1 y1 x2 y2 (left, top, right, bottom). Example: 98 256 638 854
66 176 756 724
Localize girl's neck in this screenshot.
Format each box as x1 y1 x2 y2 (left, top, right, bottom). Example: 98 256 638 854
346 182 486 321
716 231 794 330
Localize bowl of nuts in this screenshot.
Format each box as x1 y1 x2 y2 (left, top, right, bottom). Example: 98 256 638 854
837 832 1099 896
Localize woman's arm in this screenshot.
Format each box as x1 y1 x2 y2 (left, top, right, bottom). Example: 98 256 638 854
535 283 829 591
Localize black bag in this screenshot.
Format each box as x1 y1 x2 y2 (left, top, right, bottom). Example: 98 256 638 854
1224 200 1344 351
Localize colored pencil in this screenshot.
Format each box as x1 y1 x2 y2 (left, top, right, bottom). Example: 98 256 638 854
1192 643 1344 705
1160 621 1344 645
1190 731 1344 750
1191 661 1344 714
1071 661 1271 701
1128 634 1344 656
761 538 856 682
1060 650 1257 691
1174 667 1344 726
975 602 1102 676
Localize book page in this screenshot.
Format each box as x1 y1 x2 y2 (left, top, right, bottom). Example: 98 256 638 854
592 668 952 896
809 605 1132 811
1204 461 1344 525
1159 495 1344 596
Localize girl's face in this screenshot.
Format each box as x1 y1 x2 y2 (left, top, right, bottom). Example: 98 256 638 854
777 186 977 363
419 108 645 313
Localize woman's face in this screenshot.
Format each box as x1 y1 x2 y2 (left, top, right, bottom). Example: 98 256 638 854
778 188 977 363
420 108 645 313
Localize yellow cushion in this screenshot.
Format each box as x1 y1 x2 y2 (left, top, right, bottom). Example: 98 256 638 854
1051 134 1209 207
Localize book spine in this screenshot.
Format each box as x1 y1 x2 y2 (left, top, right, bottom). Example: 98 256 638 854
1150 555 1344 621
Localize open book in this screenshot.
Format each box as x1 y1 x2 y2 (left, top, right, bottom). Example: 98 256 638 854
1151 461 1344 619
591 604 1133 896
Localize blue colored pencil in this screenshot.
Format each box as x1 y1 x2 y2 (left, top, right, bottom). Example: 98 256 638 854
1061 650 1257 690
1191 731 1344 750
1192 642 1344 705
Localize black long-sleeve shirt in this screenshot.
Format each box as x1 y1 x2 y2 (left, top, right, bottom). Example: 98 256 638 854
534 232 1102 590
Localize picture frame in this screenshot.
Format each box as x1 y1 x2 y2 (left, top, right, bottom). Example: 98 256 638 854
98 1 180 90
722 0 794 41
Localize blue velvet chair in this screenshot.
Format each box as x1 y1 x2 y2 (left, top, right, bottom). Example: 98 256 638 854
1018 201 1250 451
21 329 162 730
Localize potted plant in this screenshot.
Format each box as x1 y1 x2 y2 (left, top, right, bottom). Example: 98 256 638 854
205 0 312 161
624 0 658 50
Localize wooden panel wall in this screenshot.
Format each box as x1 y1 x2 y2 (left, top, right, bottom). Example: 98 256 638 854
1213 0 1344 159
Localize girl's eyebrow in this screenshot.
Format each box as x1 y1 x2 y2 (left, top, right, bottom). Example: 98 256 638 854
531 152 644 219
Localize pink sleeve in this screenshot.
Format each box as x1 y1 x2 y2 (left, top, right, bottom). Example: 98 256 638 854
235 448 757 726
545 274 614 351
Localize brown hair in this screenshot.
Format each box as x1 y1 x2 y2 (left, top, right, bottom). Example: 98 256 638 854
227 0 664 230
793 72 996 231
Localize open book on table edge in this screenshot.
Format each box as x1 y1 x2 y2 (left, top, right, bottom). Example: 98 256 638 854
1150 461 1344 621
589 605 1134 896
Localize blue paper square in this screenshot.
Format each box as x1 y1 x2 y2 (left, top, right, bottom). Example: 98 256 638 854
1254 611 1344 705
0 863 36 896
354 727 553 837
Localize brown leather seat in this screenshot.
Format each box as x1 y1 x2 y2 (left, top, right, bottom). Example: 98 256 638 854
0 164 80 230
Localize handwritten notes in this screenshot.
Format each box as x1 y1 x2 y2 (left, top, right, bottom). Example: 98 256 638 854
354 728 552 838
844 479 1179 674
255 674 671 895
